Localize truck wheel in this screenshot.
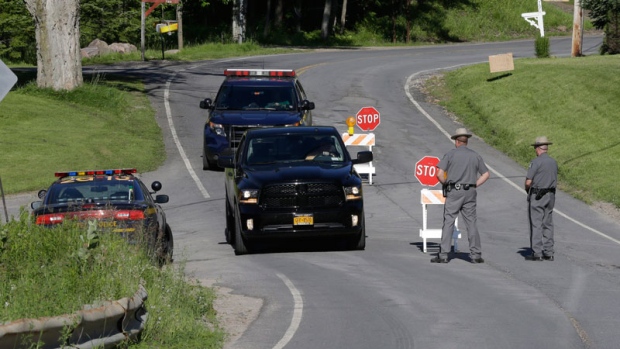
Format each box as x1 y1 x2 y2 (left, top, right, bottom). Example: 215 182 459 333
234 210 249 255
349 216 366 250
225 196 234 244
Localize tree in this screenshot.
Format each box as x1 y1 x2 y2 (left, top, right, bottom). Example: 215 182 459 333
321 0 332 40
23 0 82 90
581 0 620 54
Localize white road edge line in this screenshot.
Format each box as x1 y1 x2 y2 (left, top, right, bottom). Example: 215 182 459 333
164 78 210 199
405 66 620 245
273 273 304 349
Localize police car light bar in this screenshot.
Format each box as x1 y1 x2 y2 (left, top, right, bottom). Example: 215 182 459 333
55 168 137 177
224 69 296 77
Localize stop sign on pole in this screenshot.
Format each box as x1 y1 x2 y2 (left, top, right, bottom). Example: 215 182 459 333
356 106 380 132
415 156 440 186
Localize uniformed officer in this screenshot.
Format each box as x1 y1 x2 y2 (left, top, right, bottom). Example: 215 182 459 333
431 128 490 264
525 136 558 261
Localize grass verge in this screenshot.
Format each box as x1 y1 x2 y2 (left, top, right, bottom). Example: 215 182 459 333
0 74 165 195
0 213 224 348
423 54 620 208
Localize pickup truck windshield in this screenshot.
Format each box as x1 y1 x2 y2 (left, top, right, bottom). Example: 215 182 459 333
246 134 345 165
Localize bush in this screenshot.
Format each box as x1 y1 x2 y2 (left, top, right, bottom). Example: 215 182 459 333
535 36 550 58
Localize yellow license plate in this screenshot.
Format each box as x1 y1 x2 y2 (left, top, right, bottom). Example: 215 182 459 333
293 215 313 226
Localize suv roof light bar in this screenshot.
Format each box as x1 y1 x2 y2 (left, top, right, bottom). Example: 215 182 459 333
224 69 296 77
54 168 137 177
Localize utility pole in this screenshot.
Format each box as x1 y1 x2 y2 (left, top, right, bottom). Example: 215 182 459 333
572 0 584 56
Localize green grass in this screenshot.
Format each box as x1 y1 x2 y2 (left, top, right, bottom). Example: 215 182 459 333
0 74 164 194
423 54 620 207
0 214 224 348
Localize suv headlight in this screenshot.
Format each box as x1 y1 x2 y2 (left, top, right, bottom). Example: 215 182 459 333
344 186 362 201
239 189 259 204
209 122 226 137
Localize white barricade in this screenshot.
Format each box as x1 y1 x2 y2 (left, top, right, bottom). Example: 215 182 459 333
341 133 375 184
419 189 460 253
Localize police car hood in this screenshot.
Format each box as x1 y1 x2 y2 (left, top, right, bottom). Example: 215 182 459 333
34 201 149 215
244 163 356 187
211 109 302 125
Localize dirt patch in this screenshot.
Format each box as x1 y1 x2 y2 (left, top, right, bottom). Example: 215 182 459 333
201 280 263 349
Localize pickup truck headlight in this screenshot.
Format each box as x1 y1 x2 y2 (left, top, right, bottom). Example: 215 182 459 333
344 186 362 201
209 121 226 137
239 189 259 204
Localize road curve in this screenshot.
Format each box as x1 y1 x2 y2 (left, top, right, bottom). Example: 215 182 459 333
6 36 618 349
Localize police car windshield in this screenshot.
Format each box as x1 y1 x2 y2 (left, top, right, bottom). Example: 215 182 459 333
48 180 144 204
215 86 295 111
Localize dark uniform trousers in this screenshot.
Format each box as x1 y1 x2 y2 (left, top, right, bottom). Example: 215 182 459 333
439 188 481 260
528 191 555 257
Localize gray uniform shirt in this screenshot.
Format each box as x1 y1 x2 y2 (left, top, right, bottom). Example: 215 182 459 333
526 153 558 188
437 146 488 184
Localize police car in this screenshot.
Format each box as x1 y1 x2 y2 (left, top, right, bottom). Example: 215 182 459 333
30 168 173 264
199 68 315 170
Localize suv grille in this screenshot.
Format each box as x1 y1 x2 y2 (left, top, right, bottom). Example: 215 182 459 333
261 183 344 209
226 126 252 149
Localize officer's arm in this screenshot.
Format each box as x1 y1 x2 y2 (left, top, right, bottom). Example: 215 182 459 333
437 168 446 185
524 178 532 192
476 171 490 187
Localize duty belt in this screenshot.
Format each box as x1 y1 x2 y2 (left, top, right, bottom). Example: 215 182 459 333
448 183 477 190
530 187 555 200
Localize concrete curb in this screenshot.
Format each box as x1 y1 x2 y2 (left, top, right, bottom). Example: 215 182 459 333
0 285 148 348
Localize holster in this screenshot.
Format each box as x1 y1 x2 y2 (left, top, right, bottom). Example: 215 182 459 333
442 181 453 197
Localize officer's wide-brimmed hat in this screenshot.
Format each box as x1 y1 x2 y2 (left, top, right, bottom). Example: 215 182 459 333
531 136 553 147
451 128 472 140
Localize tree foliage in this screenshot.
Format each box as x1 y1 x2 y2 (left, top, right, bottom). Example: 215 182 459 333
0 0 592 64
581 0 620 53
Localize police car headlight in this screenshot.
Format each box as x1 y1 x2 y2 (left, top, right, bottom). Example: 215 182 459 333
344 186 362 201
239 189 259 204
209 122 226 137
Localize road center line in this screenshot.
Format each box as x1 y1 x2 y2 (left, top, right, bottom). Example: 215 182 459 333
273 273 303 349
404 67 620 246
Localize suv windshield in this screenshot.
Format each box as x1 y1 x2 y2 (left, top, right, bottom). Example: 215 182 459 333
246 134 345 165
216 86 296 111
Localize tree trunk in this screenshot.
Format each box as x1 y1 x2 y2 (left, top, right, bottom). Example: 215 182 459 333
275 0 283 28
294 0 302 32
177 2 183 50
405 0 411 43
23 0 82 91
263 0 271 37
232 0 246 43
321 0 332 40
339 0 348 34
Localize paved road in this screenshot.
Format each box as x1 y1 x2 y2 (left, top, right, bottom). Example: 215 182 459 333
5 36 619 349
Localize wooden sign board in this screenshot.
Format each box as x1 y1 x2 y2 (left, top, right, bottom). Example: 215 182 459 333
489 53 514 73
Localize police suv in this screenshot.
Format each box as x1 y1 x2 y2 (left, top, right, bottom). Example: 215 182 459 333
199 69 315 170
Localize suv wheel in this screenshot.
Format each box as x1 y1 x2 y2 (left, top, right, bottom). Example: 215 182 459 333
203 148 216 170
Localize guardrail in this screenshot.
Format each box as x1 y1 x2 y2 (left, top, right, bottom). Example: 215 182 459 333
0 285 148 348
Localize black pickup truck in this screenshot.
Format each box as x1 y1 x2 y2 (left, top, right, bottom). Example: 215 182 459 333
218 126 373 255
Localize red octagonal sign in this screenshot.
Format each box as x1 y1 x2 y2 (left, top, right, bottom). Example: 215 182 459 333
356 106 380 132
415 156 440 187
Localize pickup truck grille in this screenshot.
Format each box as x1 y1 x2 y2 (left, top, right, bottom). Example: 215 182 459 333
260 183 343 209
